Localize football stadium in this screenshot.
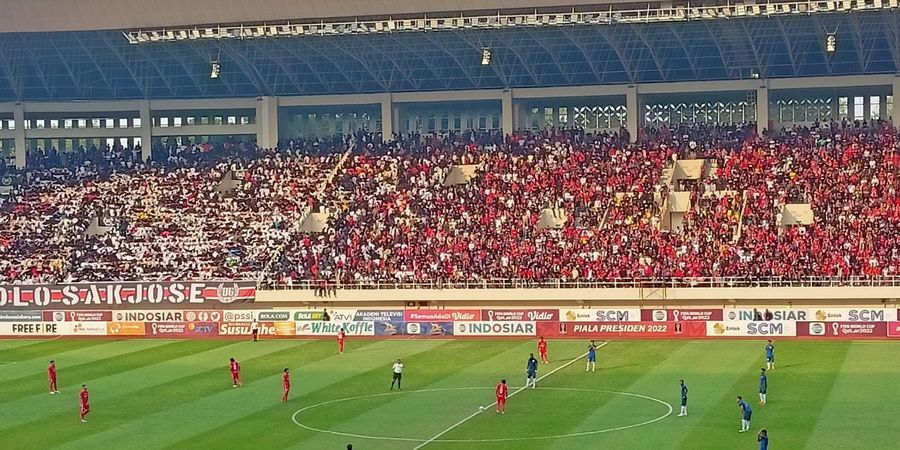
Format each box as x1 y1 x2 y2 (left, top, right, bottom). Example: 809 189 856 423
2 0 900 449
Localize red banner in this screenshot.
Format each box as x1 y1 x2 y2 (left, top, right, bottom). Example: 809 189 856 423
537 321 707 338
403 310 481 322
482 309 558 321
641 309 723 322
798 321 886 338
0 281 255 309
43 311 113 322
888 322 900 337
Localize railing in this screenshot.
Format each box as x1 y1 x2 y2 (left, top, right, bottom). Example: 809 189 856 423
260 276 900 291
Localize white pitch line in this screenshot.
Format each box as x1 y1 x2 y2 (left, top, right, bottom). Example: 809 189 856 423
411 341 609 450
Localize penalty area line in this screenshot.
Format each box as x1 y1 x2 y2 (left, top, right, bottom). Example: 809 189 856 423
411 341 609 450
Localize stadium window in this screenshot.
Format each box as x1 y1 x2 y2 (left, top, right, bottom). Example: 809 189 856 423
888 96 894 119
479 116 487 130
160 117 169 128
227 116 237 125
492 115 500 130
133 118 141 128
453 115 461 130
853 97 865 121
201 116 210 125
870 96 881 120
118 118 127 129
105 119 114 129
49 120 59 129
466 116 474 130
105 138 115 148
63 119 72 129
35 120 45 129
90 118 100 128
186 117 196 125
559 107 568 125
240 116 250 125
119 138 128 148
544 107 554 125
440 116 449 132
134 137 142 147
214 116 224 125
7 119 14 130
838 97 849 119
173 117 182 127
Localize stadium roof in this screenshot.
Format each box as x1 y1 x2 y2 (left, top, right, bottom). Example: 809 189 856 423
0 0 631 33
0 9 897 102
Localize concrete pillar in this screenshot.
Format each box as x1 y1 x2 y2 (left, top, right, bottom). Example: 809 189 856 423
891 77 899 126
13 102 25 169
756 81 769 136
255 96 279 149
501 89 515 136
139 100 152 161
380 93 394 139
626 85 639 142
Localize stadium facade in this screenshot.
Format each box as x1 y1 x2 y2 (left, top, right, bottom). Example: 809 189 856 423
0 0 898 168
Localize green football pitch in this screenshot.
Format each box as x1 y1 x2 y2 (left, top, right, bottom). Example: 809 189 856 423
1 339 899 449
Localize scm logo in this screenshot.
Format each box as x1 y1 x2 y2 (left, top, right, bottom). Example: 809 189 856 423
747 322 784 335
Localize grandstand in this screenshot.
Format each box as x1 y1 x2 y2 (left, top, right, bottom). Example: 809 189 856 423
1 0 899 289
2 1 900 449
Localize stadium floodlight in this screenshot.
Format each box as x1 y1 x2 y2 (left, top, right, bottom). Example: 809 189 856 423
121 0 897 45
210 61 221 79
481 48 492 66
826 34 837 53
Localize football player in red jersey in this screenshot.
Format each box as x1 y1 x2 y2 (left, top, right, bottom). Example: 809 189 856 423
229 358 243 387
48 360 59 394
537 337 549 364
337 328 346 354
79 385 90 422
282 368 291 402
496 379 508 414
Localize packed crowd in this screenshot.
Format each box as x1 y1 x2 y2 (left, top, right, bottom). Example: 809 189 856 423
0 138 348 282
271 121 900 285
1 122 899 285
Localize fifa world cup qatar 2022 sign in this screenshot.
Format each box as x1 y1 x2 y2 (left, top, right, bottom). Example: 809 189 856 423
0 281 256 309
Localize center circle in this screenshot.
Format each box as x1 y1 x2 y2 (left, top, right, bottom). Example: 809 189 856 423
291 386 673 443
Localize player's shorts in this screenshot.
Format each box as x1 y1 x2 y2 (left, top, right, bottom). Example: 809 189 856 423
587 354 596 362
766 356 774 362
681 397 687 407
743 411 752 421
496 397 506 404
759 388 767 394
81 404 90 412
393 372 402 380
527 370 536 378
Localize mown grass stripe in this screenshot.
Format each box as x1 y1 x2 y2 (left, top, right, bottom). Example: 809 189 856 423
0 340 240 433
801 341 900 450
671 341 850 450
0 339 109 362
165 340 489 450
425 340 686 450
56 340 444 450
3 340 318 450
284 339 556 450
0 339 174 386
